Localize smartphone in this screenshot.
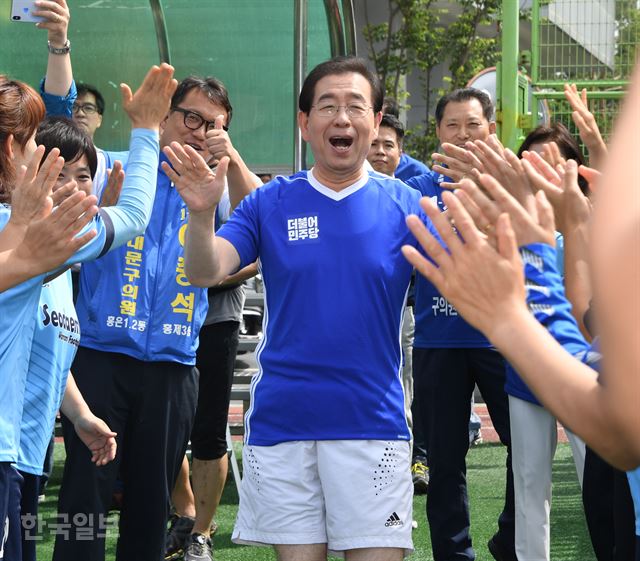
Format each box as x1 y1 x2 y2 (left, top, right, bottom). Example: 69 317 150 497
10 0 44 22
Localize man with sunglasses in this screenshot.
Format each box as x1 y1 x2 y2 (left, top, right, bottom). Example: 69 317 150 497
54 76 259 561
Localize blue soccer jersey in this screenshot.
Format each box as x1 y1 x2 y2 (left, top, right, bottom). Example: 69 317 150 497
0 209 108 463
218 169 432 445
17 271 77 475
0 128 159 465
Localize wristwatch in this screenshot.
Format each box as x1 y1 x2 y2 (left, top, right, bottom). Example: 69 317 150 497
47 39 71 55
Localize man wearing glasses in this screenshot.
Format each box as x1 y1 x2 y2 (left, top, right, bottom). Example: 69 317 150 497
73 83 104 139
54 76 259 561
71 83 128 197
164 56 435 561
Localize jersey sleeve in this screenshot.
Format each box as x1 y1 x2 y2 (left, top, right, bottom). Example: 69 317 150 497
39 78 77 118
216 188 260 269
100 128 159 250
520 243 590 358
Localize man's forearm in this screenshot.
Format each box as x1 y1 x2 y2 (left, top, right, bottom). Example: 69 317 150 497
227 155 261 209
184 210 224 287
60 372 90 425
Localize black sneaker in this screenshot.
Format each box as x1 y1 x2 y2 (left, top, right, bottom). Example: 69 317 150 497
183 533 213 561
411 459 429 495
165 515 195 560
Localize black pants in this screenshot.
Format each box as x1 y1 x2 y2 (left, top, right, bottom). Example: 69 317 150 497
582 446 636 561
413 347 515 561
53 347 198 561
18 471 40 561
191 320 240 460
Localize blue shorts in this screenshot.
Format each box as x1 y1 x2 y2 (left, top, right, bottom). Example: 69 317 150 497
0 462 23 560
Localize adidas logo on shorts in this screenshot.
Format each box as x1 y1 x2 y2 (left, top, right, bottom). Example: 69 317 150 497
385 512 404 527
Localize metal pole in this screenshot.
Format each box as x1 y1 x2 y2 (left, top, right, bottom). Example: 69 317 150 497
531 0 540 85
498 0 519 150
324 0 345 56
294 0 308 172
341 0 357 56
148 0 171 64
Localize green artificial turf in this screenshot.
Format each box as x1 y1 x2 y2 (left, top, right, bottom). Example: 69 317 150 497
36 442 594 560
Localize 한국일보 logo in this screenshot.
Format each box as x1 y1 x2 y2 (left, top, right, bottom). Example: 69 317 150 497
287 216 320 242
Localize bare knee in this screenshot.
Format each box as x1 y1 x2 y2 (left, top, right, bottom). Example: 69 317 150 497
345 547 404 561
275 543 328 561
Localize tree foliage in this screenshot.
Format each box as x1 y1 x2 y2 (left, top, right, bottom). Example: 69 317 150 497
363 0 501 161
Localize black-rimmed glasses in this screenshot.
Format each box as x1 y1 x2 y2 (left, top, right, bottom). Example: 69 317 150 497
72 103 99 115
171 107 228 132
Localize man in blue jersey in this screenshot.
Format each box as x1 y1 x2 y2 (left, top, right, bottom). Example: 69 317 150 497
163 56 433 561
406 88 517 561
380 98 430 182
53 75 258 561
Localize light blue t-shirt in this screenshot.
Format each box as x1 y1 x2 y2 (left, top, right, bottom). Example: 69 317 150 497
218 169 434 445
1 128 159 466
17 271 76 474
0 209 107 464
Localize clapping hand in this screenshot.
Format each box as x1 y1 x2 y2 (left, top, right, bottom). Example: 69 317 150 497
162 142 229 215
121 64 178 130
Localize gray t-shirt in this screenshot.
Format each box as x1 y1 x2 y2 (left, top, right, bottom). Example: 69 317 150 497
204 284 245 326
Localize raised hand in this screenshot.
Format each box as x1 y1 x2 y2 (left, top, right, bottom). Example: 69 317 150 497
458 175 556 247
402 194 526 340
564 83 607 170
432 142 484 188
74 414 117 466
121 64 178 130
205 115 237 166
467 139 538 214
9 146 62 229
162 142 229 214
522 157 591 234
33 0 70 47
13 191 99 273
100 161 125 207
540 141 566 170
521 148 562 187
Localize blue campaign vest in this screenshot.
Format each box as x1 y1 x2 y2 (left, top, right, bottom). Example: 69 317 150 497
76 154 208 365
406 171 491 349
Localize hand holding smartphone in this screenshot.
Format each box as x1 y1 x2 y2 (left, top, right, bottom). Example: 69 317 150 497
10 0 44 22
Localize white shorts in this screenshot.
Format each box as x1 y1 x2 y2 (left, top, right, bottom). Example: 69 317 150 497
232 440 413 557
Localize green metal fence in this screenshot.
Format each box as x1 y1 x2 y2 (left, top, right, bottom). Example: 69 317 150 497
499 0 639 153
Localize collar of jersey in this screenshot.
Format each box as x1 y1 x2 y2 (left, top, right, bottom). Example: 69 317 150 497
307 168 369 201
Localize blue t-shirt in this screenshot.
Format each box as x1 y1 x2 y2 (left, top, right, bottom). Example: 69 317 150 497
5 129 159 468
17 271 77 475
406 170 491 348
0 208 109 464
395 153 430 182
218 169 433 445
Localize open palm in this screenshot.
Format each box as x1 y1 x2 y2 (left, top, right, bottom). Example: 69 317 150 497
162 142 228 213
